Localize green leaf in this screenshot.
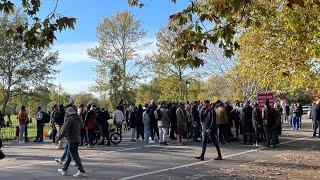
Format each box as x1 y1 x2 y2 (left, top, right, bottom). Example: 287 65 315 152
231 0 241 12
22 0 30 9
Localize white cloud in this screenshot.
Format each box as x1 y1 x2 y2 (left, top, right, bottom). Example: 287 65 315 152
53 42 98 64
53 80 92 94
135 37 157 57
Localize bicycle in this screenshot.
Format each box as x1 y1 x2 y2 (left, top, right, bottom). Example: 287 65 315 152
94 125 122 145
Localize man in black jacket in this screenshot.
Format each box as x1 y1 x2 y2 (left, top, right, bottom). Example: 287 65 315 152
149 101 159 141
52 105 65 148
311 100 320 137
195 100 222 161
169 103 178 140
95 107 107 145
136 104 144 141
241 101 253 145
191 101 201 142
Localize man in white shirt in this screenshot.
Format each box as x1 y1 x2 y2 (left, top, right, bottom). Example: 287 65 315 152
114 106 124 135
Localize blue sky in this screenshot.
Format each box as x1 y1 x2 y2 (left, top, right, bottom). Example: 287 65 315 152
43 0 189 94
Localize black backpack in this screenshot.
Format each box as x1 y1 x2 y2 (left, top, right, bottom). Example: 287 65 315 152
42 112 50 123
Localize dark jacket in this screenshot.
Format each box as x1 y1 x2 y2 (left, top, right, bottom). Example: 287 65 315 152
311 104 320 122
136 107 144 126
191 105 200 125
61 108 82 142
252 107 262 129
200 107 217 136
52 108 65 126
241 104 253 133
297 105 303 117
169 105 177 125
263 107 276 127
129 110 137 128
94 110 105 126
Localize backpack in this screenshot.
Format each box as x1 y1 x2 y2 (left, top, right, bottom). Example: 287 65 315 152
42 112 50 123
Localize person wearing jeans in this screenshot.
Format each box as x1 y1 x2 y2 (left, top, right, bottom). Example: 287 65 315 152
195 100 222 161
17 106 28 144
58 106 85 177
143 108 151 143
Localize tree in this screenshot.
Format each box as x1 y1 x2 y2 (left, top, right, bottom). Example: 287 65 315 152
233 1 320 100
72 92 98 106
0 0 76 48
88 10 146 107
49 84 70 106
0 13 60 114
129 0 320 67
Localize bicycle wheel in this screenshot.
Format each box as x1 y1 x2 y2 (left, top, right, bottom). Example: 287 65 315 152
110 132 122 145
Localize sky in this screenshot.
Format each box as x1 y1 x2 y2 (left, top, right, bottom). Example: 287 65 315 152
40 0 190 94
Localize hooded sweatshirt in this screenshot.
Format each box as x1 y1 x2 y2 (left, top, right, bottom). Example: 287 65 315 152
61 107 83 142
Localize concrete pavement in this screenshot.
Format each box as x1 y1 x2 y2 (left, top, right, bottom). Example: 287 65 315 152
0 118 317 180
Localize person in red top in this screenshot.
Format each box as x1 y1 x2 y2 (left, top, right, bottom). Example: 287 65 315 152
17 106 28 144
84 105 96 148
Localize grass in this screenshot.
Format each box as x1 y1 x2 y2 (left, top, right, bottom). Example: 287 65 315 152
0 115 51 141
1 116 116 141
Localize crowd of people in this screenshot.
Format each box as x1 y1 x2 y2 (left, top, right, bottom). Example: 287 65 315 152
1 97 319 177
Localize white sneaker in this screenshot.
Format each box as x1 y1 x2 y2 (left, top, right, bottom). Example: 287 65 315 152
55 158 63 164
57 169 67 176
73 171 85 177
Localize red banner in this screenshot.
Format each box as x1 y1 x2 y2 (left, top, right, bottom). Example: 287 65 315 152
258 92 274 109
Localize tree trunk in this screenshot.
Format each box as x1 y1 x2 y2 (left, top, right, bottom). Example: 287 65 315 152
2 93 10 115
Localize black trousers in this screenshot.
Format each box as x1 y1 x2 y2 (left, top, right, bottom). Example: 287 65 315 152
192 123 201 141
264 125 277 146
170 122 177 140
313 121 319 137
201 131 222 158
35 121 44 141
150 121 159 140
136 123 144 140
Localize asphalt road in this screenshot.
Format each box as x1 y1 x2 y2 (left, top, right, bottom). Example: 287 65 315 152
0 117 316 180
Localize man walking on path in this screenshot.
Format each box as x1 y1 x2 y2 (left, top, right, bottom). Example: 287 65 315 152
195 100 222 161
57 106 86 177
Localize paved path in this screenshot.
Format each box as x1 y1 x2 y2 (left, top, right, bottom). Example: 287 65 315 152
0 117 316 180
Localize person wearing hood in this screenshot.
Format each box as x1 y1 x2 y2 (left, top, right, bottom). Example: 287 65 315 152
57 106 86 177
